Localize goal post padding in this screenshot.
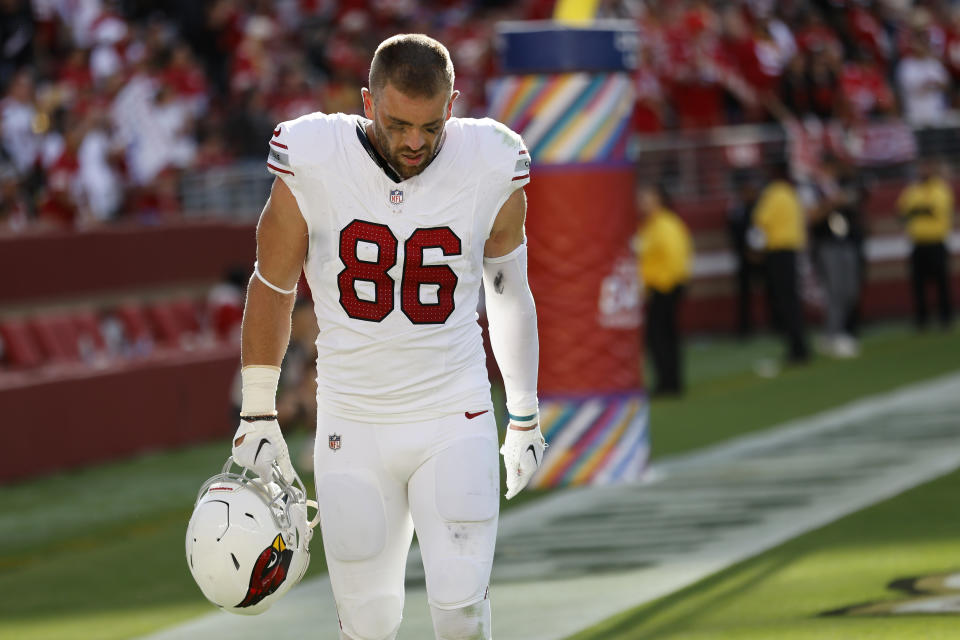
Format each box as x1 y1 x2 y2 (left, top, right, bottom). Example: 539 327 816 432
489 22 649 487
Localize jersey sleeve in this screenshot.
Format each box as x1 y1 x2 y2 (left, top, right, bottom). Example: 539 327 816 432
266 122 297 181
482 118 531 215
264 113 337 232
264 118 320 235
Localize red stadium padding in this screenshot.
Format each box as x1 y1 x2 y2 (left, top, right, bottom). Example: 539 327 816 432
0 320 45 368
524 166 642 392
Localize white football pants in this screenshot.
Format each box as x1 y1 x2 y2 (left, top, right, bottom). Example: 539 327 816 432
313 410 499 640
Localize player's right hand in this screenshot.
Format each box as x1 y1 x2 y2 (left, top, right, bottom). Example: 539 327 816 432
232 417 295 483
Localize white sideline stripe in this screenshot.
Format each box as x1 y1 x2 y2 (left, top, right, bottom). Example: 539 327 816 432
141 372 960 640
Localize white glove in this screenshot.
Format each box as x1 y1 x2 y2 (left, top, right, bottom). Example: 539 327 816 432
500 425 546 500
232 417 295 483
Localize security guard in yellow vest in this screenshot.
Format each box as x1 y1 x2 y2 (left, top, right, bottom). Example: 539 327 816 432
635 184 692 396
753 162 810 363
898 160 954 328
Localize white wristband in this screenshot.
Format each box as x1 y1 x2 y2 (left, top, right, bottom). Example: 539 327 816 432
240 365 281 416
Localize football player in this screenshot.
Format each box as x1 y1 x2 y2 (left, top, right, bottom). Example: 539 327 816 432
230 34 543 640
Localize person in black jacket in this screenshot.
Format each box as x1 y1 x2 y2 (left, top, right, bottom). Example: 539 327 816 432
807 155 867 357
727 169 763 338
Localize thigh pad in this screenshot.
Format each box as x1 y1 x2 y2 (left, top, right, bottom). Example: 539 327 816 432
317 470 387 562
434 437 499 523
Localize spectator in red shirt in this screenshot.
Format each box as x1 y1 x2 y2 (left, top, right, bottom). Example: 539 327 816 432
845 3 893 72
37 116 85 228
633 47 666 133
794 7 843 61
163 43 210 118
269 64 317 123
839 50 896 122
669 14 729 130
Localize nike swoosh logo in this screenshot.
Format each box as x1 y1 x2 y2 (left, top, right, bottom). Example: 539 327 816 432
526 444 539 466
273 127 282 137
465 410 489 420
254 438 270 462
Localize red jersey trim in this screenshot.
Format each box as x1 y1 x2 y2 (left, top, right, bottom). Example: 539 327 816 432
518 149 528 155
511 174 529 181
267 162 294 176
270 140 288 149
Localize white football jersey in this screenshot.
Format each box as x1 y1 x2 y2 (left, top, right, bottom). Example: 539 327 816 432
266 113 531 423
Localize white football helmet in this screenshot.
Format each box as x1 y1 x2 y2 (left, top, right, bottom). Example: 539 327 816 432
186 457 319 615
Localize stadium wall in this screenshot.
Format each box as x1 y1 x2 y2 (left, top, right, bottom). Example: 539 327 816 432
0 346 238 482
0 221 254 303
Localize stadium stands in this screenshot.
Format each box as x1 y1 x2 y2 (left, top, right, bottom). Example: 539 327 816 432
3 1 960 229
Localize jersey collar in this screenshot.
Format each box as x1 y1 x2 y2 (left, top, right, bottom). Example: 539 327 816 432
355 117 446 184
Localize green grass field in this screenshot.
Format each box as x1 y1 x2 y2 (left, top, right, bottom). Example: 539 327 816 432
2 324 959 640
568 468 960 640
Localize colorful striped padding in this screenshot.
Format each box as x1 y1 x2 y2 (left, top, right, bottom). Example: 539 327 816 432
530 392 649 488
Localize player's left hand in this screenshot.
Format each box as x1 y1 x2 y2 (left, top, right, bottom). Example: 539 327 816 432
500 424 546 499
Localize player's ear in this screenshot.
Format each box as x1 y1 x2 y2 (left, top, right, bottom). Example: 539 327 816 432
445 90 459 120
361 88 374 119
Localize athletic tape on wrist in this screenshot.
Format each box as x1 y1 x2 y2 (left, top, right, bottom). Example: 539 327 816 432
254 261 297 295
240 365 281 416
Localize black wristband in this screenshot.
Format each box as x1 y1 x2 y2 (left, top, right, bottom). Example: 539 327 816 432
240 414 277 423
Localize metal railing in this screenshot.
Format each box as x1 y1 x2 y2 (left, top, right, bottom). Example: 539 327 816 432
178 119 960 218
179 160 273 220
629 118 956 200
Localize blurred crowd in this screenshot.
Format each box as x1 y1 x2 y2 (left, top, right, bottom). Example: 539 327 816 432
625 0 960 132
1 0 958 235
0 0 551 233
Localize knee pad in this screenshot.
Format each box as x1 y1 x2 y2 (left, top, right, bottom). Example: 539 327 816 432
428 556 489 608
339 594 402 640
434 437 499 523
317 470 386 561
431 600 492 640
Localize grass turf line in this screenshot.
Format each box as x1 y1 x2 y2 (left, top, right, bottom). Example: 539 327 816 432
2 324 958 639
566 467 960 640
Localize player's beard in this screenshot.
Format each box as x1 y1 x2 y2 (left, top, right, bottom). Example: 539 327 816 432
373 119 441 180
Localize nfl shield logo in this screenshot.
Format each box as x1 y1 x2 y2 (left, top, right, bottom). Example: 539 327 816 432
328 433 341 451
389 189 403 205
